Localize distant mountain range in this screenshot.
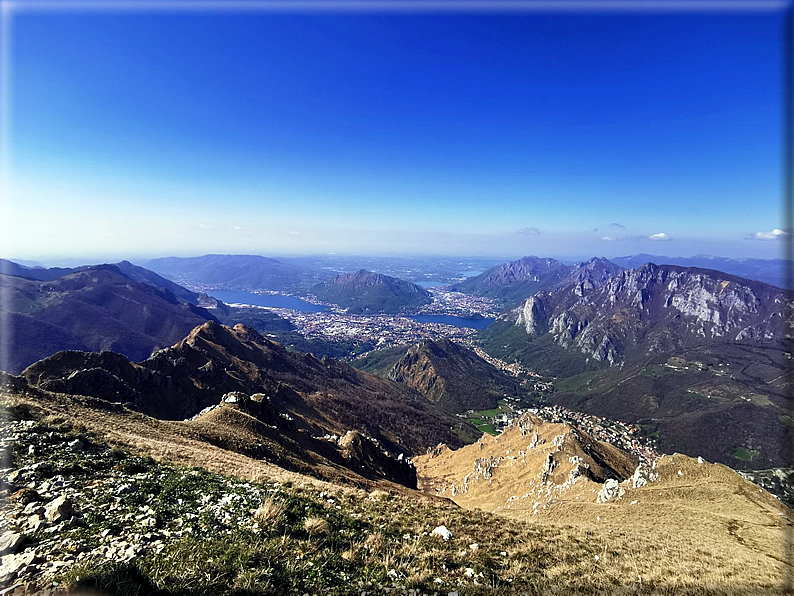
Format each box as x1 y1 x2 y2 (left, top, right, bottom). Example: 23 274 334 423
353 338 523 414
0 263 217 373
311 270 432 314
611 253 790 289
450 253 790 306
144 254 333 293
0 258 199 303
479 263 791 469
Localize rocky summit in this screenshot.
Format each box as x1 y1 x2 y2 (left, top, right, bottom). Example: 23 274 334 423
415 412 792 593
512 263 787 364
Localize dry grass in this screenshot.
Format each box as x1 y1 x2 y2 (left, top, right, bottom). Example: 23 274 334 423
415 413 794 593
4 391 792 594
252 497 286 530
303 516 330 537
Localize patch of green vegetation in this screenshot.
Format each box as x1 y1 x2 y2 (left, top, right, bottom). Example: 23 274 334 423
471 400 511 419
471 421 497 435
639 425 660 438
462 400 510 436
554 370 602 394
732 447 759 461
641 365 681 378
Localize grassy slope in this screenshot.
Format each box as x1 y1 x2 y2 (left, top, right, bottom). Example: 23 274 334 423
4 392 790 595
415 415 792 595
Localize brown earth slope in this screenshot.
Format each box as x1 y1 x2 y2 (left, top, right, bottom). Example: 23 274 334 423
416 413 793 592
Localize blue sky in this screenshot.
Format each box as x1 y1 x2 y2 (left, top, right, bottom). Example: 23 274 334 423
4 3 790 262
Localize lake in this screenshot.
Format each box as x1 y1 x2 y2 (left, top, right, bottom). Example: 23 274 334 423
207 290 328 313
408 315 495 330
414 281 445 288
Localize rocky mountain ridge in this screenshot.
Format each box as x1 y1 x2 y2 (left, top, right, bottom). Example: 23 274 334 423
354 339 523 414
449 256 572 304
513 263 787 365
15 322 478 485
414 412 791 590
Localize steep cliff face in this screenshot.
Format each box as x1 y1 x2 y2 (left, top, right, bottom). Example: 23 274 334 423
514 264 787 364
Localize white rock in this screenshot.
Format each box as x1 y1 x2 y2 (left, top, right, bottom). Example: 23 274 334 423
431 525 453 541
596 479 620 503
45 494 74 523
0 532 24 556
697 456 705 464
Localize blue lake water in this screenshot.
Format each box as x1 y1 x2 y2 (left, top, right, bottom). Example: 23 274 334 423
457 270 484 278
408 315 494 330
209 290 494 329
414 281 444 288
207 290 328 313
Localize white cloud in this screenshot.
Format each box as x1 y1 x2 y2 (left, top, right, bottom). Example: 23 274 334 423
198 223 215 230
517 226 541 235
232 225 243 231
600 236 617 241
752 228 787 241
649 232 671 241
609 222 626 229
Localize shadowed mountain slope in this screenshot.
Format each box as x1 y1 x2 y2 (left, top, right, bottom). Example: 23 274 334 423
0 266 217 374
21 322 478 460
0 258 199 303
311 270 432 314
354 339 523 414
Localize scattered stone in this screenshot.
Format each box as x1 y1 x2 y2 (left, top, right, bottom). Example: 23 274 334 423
597 479 620 503
9 488 40 507
0 532 25 557
431 526 453 541
44 495 74 523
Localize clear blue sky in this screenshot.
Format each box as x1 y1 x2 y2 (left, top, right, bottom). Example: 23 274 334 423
5 3 789 262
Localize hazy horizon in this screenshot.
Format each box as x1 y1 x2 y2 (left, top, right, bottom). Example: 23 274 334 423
3 3 790 262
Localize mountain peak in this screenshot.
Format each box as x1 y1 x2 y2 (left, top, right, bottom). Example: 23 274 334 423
312 270 431 314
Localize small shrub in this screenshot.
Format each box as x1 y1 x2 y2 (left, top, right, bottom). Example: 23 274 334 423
365 531 385 553
253 497 287 530
303 516 330 537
